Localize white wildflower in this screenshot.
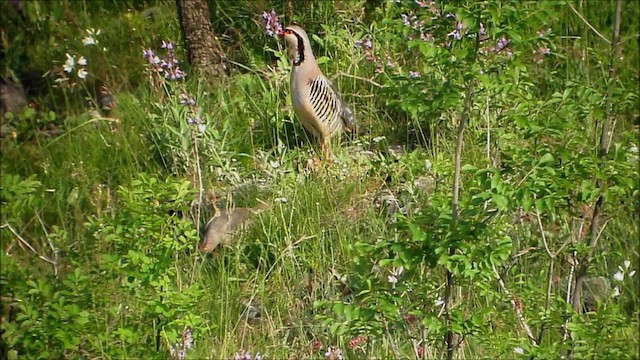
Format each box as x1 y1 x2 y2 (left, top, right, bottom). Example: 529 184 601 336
613 271 624 282
77 68 88 79
612 286 620 297
274 197 287 203
630 270 636 277
83 28 100 46
197 124 207 133
387 274 398 286
624 260 631 269
372 136 386 143
63 53 75 73
388 266 404 288
269 160 280 168
77 56 87 66
434 297 445 307
83 36 96 46
425 159 432 170
514 347 524 355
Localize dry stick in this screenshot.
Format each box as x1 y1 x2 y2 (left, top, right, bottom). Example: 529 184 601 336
444 77 476 360
563 218 610 340
189 128 205 286
384 317 401 359
1 223 58 271
333 71 383 88
535 208 555 344
485 94 491 162
492 263 538 345
566 1 611 45
569 5 621 355
570 0 621 315
36 213 60 277
563 218 584 342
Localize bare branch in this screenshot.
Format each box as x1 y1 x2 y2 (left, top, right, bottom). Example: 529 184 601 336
571 0 621 314
1 223 58 272
566 1 611 45
535 209 555 344
492 262 538 345
536 209 553 258
333 71 383 88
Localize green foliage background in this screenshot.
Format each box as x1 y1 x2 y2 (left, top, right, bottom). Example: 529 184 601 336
0 0 638 359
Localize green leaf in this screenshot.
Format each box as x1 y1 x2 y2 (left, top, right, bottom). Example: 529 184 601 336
461 164 478 172
538 153 554 166
492 194 509 211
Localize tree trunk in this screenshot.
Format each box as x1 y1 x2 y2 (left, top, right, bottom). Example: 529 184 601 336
176 0 229 78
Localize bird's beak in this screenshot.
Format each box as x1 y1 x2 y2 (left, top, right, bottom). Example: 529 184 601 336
277 29 285 37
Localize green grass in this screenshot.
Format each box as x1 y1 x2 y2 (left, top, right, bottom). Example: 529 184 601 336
1 0 638 359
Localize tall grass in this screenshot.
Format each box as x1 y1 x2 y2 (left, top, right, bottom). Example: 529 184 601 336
1 0 638 359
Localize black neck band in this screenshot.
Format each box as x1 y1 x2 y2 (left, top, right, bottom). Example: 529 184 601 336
293 32 305 66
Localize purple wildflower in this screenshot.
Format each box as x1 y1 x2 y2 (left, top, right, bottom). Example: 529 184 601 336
187 114 202 125
401 14 411 26
537 28 552 38
420 31 434 42
161 41 174 51
533 46 551 63
479 22 486 36
447 22 464 40
355 37 379 64
143 41 184 81
385 55 395 68
496 36 510 52
325 346 343 360
169 327 193 360
262 9 283 37
354 38 372 49
165 67 185 80
180 93 196 106
448 29 461 40
234 350 263 360
182 328 193 350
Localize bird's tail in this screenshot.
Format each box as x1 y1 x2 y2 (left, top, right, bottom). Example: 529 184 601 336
340 102 358 134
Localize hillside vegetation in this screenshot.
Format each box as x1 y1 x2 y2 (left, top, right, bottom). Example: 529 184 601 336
1 1 638 359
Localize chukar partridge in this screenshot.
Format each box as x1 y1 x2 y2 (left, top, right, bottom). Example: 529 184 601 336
199 202 270 253
278 25 357 159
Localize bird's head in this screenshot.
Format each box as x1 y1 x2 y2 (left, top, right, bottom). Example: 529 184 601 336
278 25 312 66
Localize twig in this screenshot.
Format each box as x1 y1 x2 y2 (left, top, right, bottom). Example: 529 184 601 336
571 0 621 315
562 218 585 342
384 317 401 359
536 209 553 259
568 1 622 353
444 30 480 359
332 71 382 88
36 213 60 277
444 75 476 360
566 1 611 45
492 262 538 345
486 94 491 163
189 126 204 286
535 208 554 344
1 223 58 272
43 117 120 149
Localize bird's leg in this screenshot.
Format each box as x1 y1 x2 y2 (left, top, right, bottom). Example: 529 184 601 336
322 139 332 161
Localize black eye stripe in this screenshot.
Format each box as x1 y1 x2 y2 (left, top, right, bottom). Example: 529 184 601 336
290 31 305 66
